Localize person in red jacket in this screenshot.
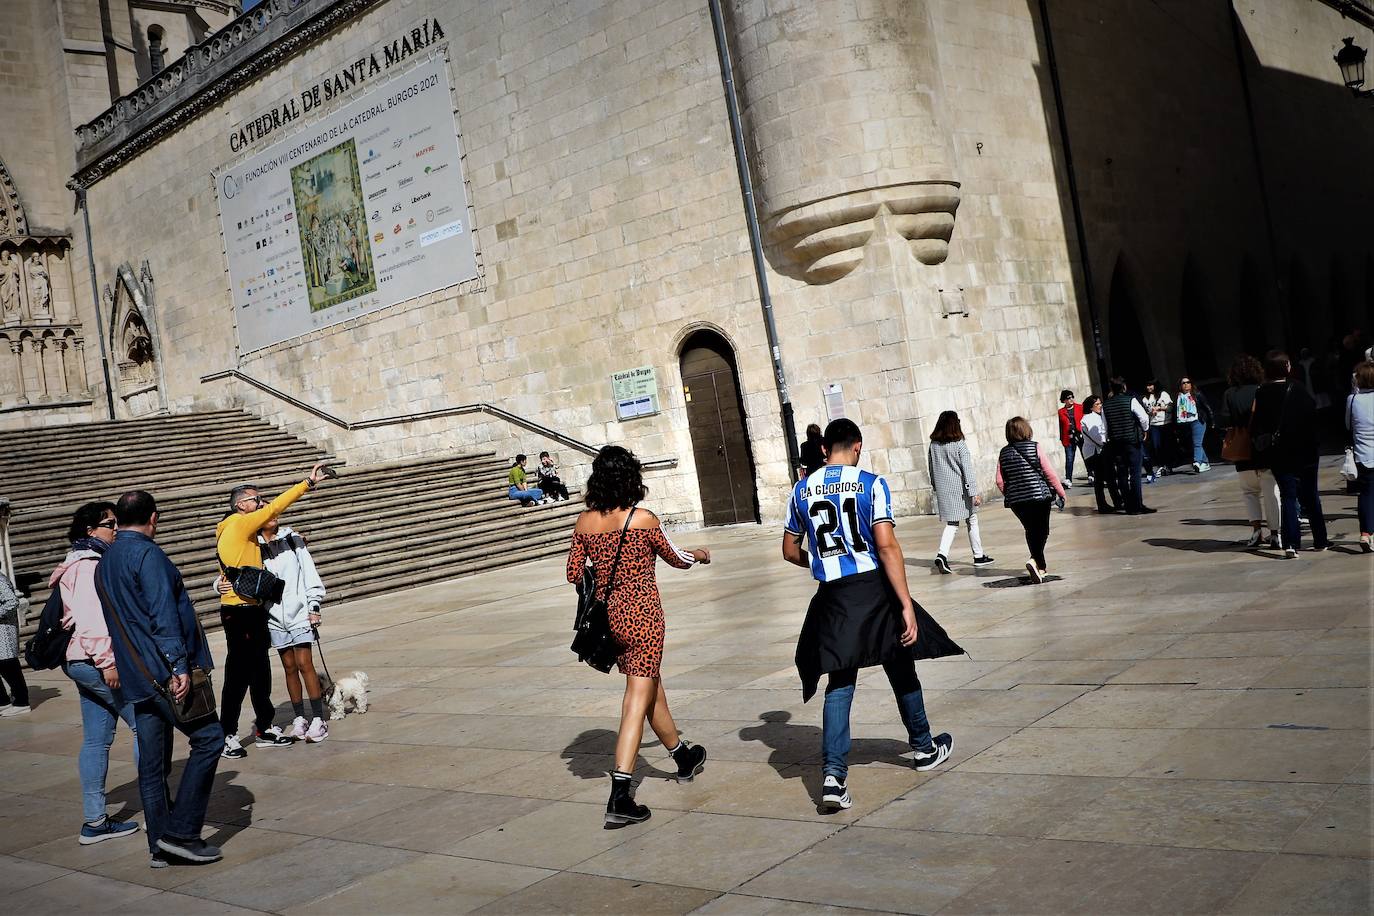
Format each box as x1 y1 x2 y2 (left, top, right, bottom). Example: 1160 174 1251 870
1057 389 1082 487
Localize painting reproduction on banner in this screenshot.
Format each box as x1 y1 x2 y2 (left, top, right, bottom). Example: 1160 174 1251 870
291 138 376 312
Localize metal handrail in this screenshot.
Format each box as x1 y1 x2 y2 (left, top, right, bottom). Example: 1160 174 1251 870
200 369 678 469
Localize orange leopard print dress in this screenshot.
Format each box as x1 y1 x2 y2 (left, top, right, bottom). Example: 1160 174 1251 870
566 520 696 678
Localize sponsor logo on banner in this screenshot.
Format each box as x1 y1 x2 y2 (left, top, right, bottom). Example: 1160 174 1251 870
222 175 240 200
398 176 414 188
371 210 380 221
364 170 382 181
373 232 384 242
384 160 400 172
414 145 436 158
393 223 402 234
423 163 448 175
420 220 464 247
361 148 380 164
366 187 388 200
425 209 435 222
408 126 432 140
411 192 431 204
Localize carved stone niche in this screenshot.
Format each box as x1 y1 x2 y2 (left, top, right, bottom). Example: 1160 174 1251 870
106 261 165 416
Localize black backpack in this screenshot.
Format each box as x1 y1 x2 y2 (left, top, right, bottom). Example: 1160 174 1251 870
24 588 73 670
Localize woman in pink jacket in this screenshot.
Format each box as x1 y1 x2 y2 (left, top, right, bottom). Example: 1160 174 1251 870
52 502 141 845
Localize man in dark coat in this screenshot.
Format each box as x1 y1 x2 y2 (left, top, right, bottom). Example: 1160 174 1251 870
1251 351 1331 555
782 419 961 812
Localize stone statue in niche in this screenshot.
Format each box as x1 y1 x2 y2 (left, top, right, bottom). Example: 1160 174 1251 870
25 252 50 316
0 251 18 317
122 313 155 384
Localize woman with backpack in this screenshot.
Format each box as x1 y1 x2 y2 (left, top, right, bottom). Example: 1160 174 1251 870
50 502 142 843
995 417 1068 584
564 445 711 828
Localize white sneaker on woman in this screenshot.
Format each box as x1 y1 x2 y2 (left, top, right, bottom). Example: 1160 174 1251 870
289 716 309 740
305 718 329 743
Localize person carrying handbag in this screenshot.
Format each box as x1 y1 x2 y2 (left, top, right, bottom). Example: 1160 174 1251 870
564 446 711 828
96 490 224 869
996 416 1068 583
1251 351 1330 557
1221 355 1279 549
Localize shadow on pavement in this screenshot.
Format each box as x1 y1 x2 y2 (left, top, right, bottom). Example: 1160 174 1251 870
562 728 653 781
981 575 1064 588
738 710 913 813
1143 537 1246 554
1178 517 1251 527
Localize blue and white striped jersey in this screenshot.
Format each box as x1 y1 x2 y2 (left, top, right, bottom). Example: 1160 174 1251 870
785 464 894 582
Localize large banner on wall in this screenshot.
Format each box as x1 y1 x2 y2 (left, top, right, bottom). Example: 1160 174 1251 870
216 56 477 353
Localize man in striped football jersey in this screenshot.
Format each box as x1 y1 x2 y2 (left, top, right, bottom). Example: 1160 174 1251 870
783 419 958 812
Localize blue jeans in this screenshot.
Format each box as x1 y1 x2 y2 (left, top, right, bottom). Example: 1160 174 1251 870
1063 444 1077 482
508 486 544 503
1358 464 1374 536
1181 420 1208 464
1274 465 1329 550
1146 425 1169 473
134 696 224 854
64 661 138 823
822 657 933 781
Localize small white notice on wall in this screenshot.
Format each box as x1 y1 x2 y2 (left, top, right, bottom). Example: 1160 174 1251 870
824 382 846 421
611 366 660 420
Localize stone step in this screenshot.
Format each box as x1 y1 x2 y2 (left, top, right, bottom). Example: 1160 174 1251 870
5 449 334 513
1 423 311 470
3 413 275 458
2 440 326 493
10 472 543 566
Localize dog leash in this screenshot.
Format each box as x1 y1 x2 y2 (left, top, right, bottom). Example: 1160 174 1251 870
312 625 333 685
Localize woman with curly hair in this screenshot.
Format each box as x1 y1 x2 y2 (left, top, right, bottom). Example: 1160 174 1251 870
1223 354 1278 549
565 445 711 827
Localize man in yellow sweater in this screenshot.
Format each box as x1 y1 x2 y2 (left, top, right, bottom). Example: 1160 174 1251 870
216 463 329 757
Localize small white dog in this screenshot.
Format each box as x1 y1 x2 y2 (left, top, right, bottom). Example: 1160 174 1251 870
325 671 370 721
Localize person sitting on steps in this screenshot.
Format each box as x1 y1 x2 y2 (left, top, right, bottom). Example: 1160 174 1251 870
507 454 546 507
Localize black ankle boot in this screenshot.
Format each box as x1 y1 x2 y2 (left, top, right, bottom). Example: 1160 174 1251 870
670 741 707 784
605 776 651 828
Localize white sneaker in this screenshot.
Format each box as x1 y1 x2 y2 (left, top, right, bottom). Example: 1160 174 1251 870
0 705 32 717
221 735 247 759
1199 463 1210 472
305 718 329 743
1244 530 1264 549
1284 548 1299 559
820 774 852 810
1063 480 1073 489
289 716 309 740
1025 561 1043 584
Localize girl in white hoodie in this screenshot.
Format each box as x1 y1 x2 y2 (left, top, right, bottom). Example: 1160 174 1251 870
216 516 328 742
259 517 328 742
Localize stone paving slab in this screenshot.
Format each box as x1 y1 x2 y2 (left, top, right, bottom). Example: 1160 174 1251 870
0 463 1370 913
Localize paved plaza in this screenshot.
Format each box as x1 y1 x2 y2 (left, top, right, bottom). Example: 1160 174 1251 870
1 465 1370 914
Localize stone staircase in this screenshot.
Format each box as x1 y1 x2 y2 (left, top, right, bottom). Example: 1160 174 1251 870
2 411 580 625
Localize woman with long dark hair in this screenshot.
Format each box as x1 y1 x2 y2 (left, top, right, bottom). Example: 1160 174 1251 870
565 446 712 827
926 410 993 573
50 501 142 842
798 423 826 478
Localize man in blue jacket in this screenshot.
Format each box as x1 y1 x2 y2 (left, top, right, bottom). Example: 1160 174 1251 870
98 490 224 868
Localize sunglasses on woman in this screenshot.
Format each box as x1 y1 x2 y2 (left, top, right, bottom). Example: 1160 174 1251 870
93 520 116 530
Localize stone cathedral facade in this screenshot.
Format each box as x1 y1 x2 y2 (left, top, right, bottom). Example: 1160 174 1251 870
1 0 1370 526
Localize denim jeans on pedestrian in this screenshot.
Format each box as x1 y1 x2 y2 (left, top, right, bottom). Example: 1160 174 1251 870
1274 465 1329 550
822 657 932 782
508 486 544 503
133 696 224 854
1359 464 1374 536
1063 443 1077 482
1147 425 1170 473
1181 420 1208 464
63 660 138 823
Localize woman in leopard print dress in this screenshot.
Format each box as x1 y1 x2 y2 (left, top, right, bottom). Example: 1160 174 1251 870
566 446 711 827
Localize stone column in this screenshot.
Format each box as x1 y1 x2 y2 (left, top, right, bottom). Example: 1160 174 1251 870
52 338 70 396
728 0 960 283
71 337 89 391
9 339 27 405
28 337 48 399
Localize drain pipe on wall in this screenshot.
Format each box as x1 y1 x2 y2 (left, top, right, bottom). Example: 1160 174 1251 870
707 0 801 482
70 183 117 420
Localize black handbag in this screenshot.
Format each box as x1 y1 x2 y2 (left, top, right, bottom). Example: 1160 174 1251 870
571 508 635 673
216 542 286 606
96 575 217 724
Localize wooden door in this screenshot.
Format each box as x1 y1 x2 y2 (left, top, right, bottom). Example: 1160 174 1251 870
681 334 758 525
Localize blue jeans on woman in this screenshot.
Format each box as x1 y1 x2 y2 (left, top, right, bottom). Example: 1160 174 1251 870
1357 464 1374 536
1180 420 1208 464
63 660 138 823
508 486 544 503
1274 465 1330 550
822 657 933 782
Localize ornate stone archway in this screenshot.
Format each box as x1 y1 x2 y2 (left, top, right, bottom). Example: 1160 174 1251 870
0 156 88 412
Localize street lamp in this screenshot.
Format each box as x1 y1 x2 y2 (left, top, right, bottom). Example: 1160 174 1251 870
1335 37 1373 99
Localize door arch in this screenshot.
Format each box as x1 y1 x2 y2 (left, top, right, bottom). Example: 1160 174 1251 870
679 330 760 526
1106 256 1153 387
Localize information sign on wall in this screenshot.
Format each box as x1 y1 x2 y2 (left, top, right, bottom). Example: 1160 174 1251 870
611 366 660 420
216 56 477 353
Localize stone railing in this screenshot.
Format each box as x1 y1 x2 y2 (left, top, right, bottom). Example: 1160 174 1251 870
72 0 388 186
